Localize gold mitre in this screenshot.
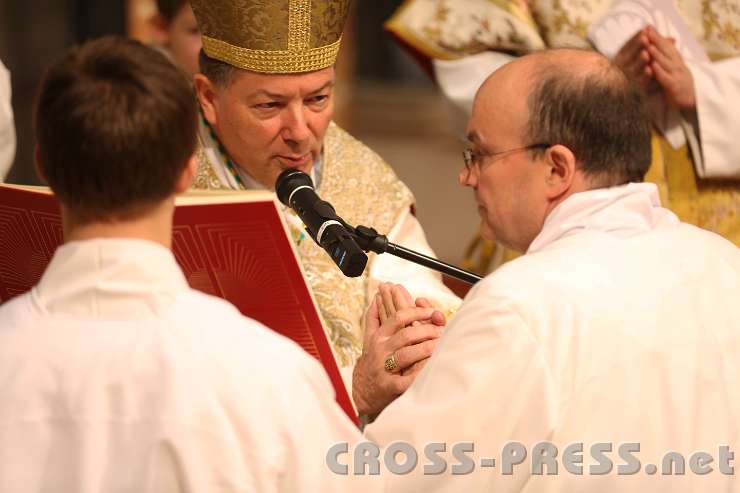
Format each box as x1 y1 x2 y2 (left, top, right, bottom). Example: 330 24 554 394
190 0 351 74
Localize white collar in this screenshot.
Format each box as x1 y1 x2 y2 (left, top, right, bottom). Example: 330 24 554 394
528 182 680 254
33 238 188 319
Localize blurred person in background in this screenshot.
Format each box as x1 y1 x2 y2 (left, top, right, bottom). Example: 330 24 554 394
150 0 201 78
0 58 16 181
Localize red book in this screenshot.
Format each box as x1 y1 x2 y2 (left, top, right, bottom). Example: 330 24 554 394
0 184 357 423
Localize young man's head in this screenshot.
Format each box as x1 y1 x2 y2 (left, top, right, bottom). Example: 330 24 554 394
461 49 651 252
151 0 202 77
35 36 198 226
189 0 350 189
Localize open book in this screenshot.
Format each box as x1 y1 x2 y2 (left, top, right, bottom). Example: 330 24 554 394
0 184 357 423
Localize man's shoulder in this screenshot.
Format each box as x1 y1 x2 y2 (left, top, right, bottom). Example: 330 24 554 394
0 292 35 335
675 221 740 257
173 288 323 375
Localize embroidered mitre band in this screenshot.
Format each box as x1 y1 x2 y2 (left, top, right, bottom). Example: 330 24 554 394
190 0 351 73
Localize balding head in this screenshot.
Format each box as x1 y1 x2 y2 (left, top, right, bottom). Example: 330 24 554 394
475 48 652 187
462 49 652 252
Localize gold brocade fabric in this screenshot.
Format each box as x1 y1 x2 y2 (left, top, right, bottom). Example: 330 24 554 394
190 0 350 73
385 0 544 60
646 132 740 245
193 122 415 366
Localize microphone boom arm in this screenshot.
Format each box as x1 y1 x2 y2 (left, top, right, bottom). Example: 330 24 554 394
350 225 482 285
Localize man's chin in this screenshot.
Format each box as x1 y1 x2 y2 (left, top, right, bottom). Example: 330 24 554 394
268 163 315 189
279 162 314 176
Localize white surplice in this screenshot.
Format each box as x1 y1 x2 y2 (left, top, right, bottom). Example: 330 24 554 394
688 57 740 178
365 183 740 492
0 239 370 493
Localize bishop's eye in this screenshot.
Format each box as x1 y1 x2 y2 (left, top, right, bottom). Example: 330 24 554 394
306 94 330 108
254 101 281 110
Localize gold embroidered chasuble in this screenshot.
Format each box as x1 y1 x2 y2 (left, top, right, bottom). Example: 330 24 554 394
193 121 414 366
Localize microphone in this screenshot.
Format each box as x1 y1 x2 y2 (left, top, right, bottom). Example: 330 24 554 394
275 169 368 277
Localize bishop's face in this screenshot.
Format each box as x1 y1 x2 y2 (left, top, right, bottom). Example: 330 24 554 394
199 66 335 189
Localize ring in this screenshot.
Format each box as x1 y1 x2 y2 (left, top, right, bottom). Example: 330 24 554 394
384 353 398 372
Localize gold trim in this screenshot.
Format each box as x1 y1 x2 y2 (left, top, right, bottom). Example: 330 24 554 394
289 0 312 51
202 34 341 73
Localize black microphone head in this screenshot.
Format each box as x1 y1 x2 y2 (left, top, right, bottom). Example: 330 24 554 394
275 168 314 206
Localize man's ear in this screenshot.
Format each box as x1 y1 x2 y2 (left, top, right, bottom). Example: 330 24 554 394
193 74 219 127
174 154 197 193
543 144 577 200
34 146 48 185
149 14 170 45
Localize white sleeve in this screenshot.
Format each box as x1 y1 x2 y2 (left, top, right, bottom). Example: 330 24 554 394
367 207 461 314
279 354 382 493
0 59 16 182
687 57 740 179
364 287 557 491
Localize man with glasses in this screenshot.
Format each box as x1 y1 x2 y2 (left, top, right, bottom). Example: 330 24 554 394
354 48 740 491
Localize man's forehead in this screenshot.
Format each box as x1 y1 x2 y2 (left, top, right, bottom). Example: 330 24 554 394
227 67 335 96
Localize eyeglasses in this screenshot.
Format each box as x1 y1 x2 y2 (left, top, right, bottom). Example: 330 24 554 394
462 143 551 175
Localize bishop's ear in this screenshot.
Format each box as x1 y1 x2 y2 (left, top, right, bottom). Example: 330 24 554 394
193 74 218 127
543 144 577 199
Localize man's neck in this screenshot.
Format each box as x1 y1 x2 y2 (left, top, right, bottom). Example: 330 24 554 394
63 199 175 249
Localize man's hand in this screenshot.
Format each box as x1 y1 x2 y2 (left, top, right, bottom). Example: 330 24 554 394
376 282 445 376
645 25 696 110
614 27 655 92
352 284 445 417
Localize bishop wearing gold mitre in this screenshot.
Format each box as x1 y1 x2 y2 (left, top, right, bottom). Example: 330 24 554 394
188 0 460 380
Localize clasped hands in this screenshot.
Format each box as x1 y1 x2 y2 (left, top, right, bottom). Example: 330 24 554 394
614 24 696 111
352 282 445 418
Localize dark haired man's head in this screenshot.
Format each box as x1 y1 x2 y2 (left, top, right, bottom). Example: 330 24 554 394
462 49 652 252
35 36 198 224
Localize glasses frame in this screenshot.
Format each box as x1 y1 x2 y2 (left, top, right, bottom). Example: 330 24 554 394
462 143 551 175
